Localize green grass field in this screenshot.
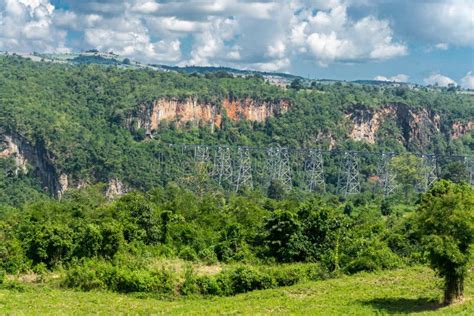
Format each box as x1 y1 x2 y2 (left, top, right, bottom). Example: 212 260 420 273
1 266 472 315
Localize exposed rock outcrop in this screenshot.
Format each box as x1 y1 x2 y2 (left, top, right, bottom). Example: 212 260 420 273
348 107 396 144
126 97 289 133
451 121 474 139
106 178 128 199
0 135 28 175
0 132 66 197
347 103 442 147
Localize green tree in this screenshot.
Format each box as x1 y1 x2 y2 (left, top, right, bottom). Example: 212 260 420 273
264 210 302 262
416 180 474 304
289 78 303 91
441 161 469 183
267 179 286 200
390 154 425 200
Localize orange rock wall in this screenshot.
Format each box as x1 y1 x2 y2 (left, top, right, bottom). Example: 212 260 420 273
128 97 289 132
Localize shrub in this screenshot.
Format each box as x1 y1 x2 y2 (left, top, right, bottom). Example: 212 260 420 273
63 264 106 291
27 223 74 268
178 246 198 262
341 237 402 274
270 265 304 286
75 224 103 258
198 247 218 264
227 266 275 294
63 261 176 294
0 237 29 273
101 222 124 259
180 267 199 295
196 275 223 296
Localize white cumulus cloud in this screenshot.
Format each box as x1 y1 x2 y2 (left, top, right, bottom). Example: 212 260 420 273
460 71 474 89
290 2 407 66
5 0 467 75
374 74 409 82
424 73 456 87
0 0 68 52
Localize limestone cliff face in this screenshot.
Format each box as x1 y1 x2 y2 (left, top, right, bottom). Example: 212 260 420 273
221 98 289 122
451 121 474 139
347 107 396 144
126 97 289 132
0 132 67 197
105 178 128 199
347 103 449 147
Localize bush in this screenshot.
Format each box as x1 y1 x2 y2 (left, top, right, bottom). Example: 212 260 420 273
227 266 275 294
75 224 103 258
178 246 198 262
341 237 402 274
63 260 176 294
63 264 106 291
27 223 74 268
180 267 199 295
101 223 124 259
198 247 218 264
270 265 304 286
196 275 223 296
0 237 29 273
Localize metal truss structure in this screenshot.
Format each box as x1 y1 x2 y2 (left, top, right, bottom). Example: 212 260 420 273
377 153 397 196
418 154 438 192
304 148 325 192
154 143 473 195
337 151 361 195
265 146 292 188
234 147 253 192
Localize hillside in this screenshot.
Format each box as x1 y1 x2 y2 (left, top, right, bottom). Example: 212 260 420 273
1 267 473 315
0 55 473 202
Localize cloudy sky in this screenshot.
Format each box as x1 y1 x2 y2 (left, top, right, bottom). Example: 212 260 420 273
0 0 473 87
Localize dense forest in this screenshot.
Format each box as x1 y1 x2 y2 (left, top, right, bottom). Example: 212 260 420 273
0 56 473 205
0 56 473 304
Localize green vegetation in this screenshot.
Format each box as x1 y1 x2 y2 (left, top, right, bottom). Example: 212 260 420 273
0 56 473 313
0 56 473 204
416 180 474 304
1 181 472 307
1 267 473 314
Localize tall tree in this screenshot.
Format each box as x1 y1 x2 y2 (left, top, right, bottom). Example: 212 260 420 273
390 154 425 200
416 180 474 304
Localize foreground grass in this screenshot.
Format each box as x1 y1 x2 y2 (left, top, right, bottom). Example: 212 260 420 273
0 266 472 315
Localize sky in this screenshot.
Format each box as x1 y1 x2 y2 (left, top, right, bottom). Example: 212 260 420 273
0 0 473 87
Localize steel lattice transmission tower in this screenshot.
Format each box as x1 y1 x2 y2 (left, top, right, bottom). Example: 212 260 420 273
234 146 253 192
265 146 292 188
304 148 325 192
194 145 211 175
465 156 474 186
265 146 280 182
212 146 233 185
338 151 361 195
418 154 438 192
377 153 397 196
279 147 292 188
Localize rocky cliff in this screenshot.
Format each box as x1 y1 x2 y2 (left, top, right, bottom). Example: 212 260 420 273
126 97 289 133
0 132 129 199
0 132 67 197
346 103 472 147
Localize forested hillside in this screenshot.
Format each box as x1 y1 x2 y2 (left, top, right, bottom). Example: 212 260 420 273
0 56 473 204
1 56 473 310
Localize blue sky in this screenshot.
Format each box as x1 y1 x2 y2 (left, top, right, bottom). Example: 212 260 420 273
1 0 473 87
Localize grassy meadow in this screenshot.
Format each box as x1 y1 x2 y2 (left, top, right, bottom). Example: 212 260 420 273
1 266 473 315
